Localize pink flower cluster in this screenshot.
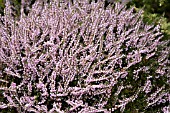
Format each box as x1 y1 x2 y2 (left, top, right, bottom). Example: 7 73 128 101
0 0 169 112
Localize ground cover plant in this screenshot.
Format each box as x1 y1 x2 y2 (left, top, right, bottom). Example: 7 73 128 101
0 0 169 112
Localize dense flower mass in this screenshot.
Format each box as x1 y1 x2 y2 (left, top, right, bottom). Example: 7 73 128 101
0 0 169 112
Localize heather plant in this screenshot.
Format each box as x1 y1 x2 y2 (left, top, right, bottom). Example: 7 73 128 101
0 0 169 113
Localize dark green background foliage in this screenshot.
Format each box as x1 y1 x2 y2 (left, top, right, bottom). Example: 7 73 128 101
0 0 169 112
127 0 170 41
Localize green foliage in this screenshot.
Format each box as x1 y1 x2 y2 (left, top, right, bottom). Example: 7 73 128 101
0 0 5 15
127 0 170 39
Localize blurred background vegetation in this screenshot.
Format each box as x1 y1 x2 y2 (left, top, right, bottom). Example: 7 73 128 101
127 0 170 41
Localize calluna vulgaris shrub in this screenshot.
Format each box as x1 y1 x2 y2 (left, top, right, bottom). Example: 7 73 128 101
0 0 169 112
